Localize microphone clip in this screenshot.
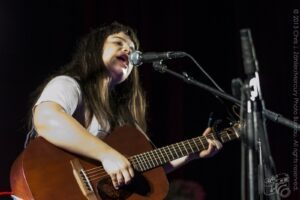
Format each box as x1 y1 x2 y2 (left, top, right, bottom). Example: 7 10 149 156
153 61 167 73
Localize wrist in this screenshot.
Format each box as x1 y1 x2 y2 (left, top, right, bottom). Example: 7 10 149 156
96 143 114 162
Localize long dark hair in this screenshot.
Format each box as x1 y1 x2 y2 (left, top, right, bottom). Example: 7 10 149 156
30 22 147 132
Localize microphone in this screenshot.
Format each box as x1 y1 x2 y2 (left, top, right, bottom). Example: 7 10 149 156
240 29 262 100
129 50 186 66
240 29 259 77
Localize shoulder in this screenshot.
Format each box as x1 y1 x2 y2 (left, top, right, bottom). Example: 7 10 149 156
48 75 80 87
46 75 81 94
35 75 82 115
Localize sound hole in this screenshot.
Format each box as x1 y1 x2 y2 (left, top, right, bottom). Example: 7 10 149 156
97 173 151 199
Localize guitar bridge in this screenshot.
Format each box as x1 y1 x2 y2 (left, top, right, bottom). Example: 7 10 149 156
70 159 97 200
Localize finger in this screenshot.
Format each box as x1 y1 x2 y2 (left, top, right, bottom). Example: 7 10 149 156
110 174 119 189
122 168 132 184
209 139 222 150
200 140 214 158
214 140 223 149
208 139 219 154
129 167 135 179
207 139 216 151
202 127 212 136
116 171 124 186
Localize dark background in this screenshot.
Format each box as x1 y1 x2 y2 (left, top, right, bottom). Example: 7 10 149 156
0 0 299 199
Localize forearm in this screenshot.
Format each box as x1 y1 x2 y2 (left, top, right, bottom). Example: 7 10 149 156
163 127 223 173
163 154 197 173
33 102 111 161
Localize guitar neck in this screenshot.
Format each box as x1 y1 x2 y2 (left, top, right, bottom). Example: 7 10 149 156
130 123 240 172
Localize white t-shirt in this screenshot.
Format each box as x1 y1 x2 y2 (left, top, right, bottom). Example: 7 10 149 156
35 75 108 138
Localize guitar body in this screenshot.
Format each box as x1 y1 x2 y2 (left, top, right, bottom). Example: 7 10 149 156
10 126 169 200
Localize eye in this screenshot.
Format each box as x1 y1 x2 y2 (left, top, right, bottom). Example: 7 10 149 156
113 41 123 46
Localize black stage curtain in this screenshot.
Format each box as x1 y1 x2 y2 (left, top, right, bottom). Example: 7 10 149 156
0 1 299 199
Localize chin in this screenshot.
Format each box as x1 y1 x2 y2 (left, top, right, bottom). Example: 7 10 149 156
111 74 127 85
109 65 131 85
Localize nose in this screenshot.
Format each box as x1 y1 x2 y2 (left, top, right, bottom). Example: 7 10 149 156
122 44 131 54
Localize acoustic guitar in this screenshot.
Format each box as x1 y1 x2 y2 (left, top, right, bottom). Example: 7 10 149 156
10 123 240 200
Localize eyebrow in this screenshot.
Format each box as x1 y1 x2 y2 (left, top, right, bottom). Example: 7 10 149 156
111 36 135 50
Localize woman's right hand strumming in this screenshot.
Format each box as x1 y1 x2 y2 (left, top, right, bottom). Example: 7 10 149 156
99 148 134 189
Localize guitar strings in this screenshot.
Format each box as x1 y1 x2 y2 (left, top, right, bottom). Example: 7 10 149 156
83 138 210 178
83 138 207 175
83 143 199 181
84 138 207 182
83 131 230 176
83 131 236 182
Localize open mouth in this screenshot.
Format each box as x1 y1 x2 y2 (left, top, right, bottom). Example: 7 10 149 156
116 54 129 67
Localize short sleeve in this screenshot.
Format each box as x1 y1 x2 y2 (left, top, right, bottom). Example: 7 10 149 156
35 75 82 115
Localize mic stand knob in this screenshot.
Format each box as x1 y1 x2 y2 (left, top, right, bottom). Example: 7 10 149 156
153 61 167 73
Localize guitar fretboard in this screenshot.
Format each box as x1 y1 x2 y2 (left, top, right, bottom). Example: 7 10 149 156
129 123 240 172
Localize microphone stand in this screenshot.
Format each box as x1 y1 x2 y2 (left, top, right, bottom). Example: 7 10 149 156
240 28 282 200
152 61 299 131
152 58 298 199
